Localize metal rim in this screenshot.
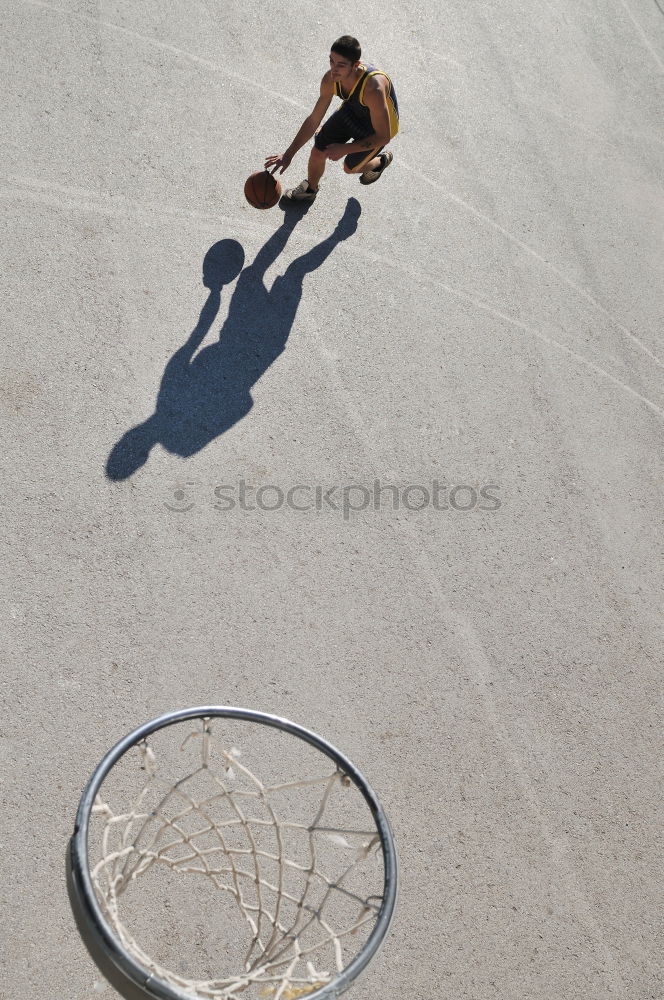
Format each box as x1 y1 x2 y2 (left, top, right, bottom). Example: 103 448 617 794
70 706 398 1000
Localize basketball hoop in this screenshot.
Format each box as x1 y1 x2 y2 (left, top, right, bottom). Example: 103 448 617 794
68 707 398 1000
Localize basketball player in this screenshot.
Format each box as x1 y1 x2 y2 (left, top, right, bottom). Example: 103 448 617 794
265 36 399 203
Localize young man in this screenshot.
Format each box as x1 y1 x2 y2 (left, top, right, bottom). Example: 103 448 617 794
265 36 399 202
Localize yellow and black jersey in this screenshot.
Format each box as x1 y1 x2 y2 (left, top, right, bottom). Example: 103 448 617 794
334 64 399 139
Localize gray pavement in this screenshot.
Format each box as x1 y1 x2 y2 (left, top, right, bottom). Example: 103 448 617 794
1 1 663 998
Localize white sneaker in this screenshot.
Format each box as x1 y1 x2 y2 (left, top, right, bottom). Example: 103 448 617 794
283 179 318 202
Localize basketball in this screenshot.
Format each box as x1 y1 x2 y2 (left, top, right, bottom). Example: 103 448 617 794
244 170 281 209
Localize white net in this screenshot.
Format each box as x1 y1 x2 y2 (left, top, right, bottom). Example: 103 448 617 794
87 718 386 1000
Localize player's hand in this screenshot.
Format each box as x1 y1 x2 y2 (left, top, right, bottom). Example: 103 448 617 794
324 144 348 162
264 152 292 174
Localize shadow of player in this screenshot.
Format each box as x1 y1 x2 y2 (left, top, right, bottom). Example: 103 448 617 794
106 198 361 480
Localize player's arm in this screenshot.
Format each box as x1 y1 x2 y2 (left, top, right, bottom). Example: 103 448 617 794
324 77 392 160
265 73 334 174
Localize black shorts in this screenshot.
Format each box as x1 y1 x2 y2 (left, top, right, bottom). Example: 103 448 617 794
314 106 384 172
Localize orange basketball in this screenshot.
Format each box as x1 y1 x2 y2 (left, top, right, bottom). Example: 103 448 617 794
244 170 281 209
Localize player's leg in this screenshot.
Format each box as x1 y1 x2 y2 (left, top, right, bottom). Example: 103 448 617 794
284 108 354 202
343 146 383 174
344 147 394 186
349 155 380 172
307 146 327 190
282 146 326 203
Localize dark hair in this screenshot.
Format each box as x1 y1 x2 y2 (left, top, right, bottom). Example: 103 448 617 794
331 36 361 63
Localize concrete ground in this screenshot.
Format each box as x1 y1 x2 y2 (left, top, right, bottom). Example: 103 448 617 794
1 1 662 998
